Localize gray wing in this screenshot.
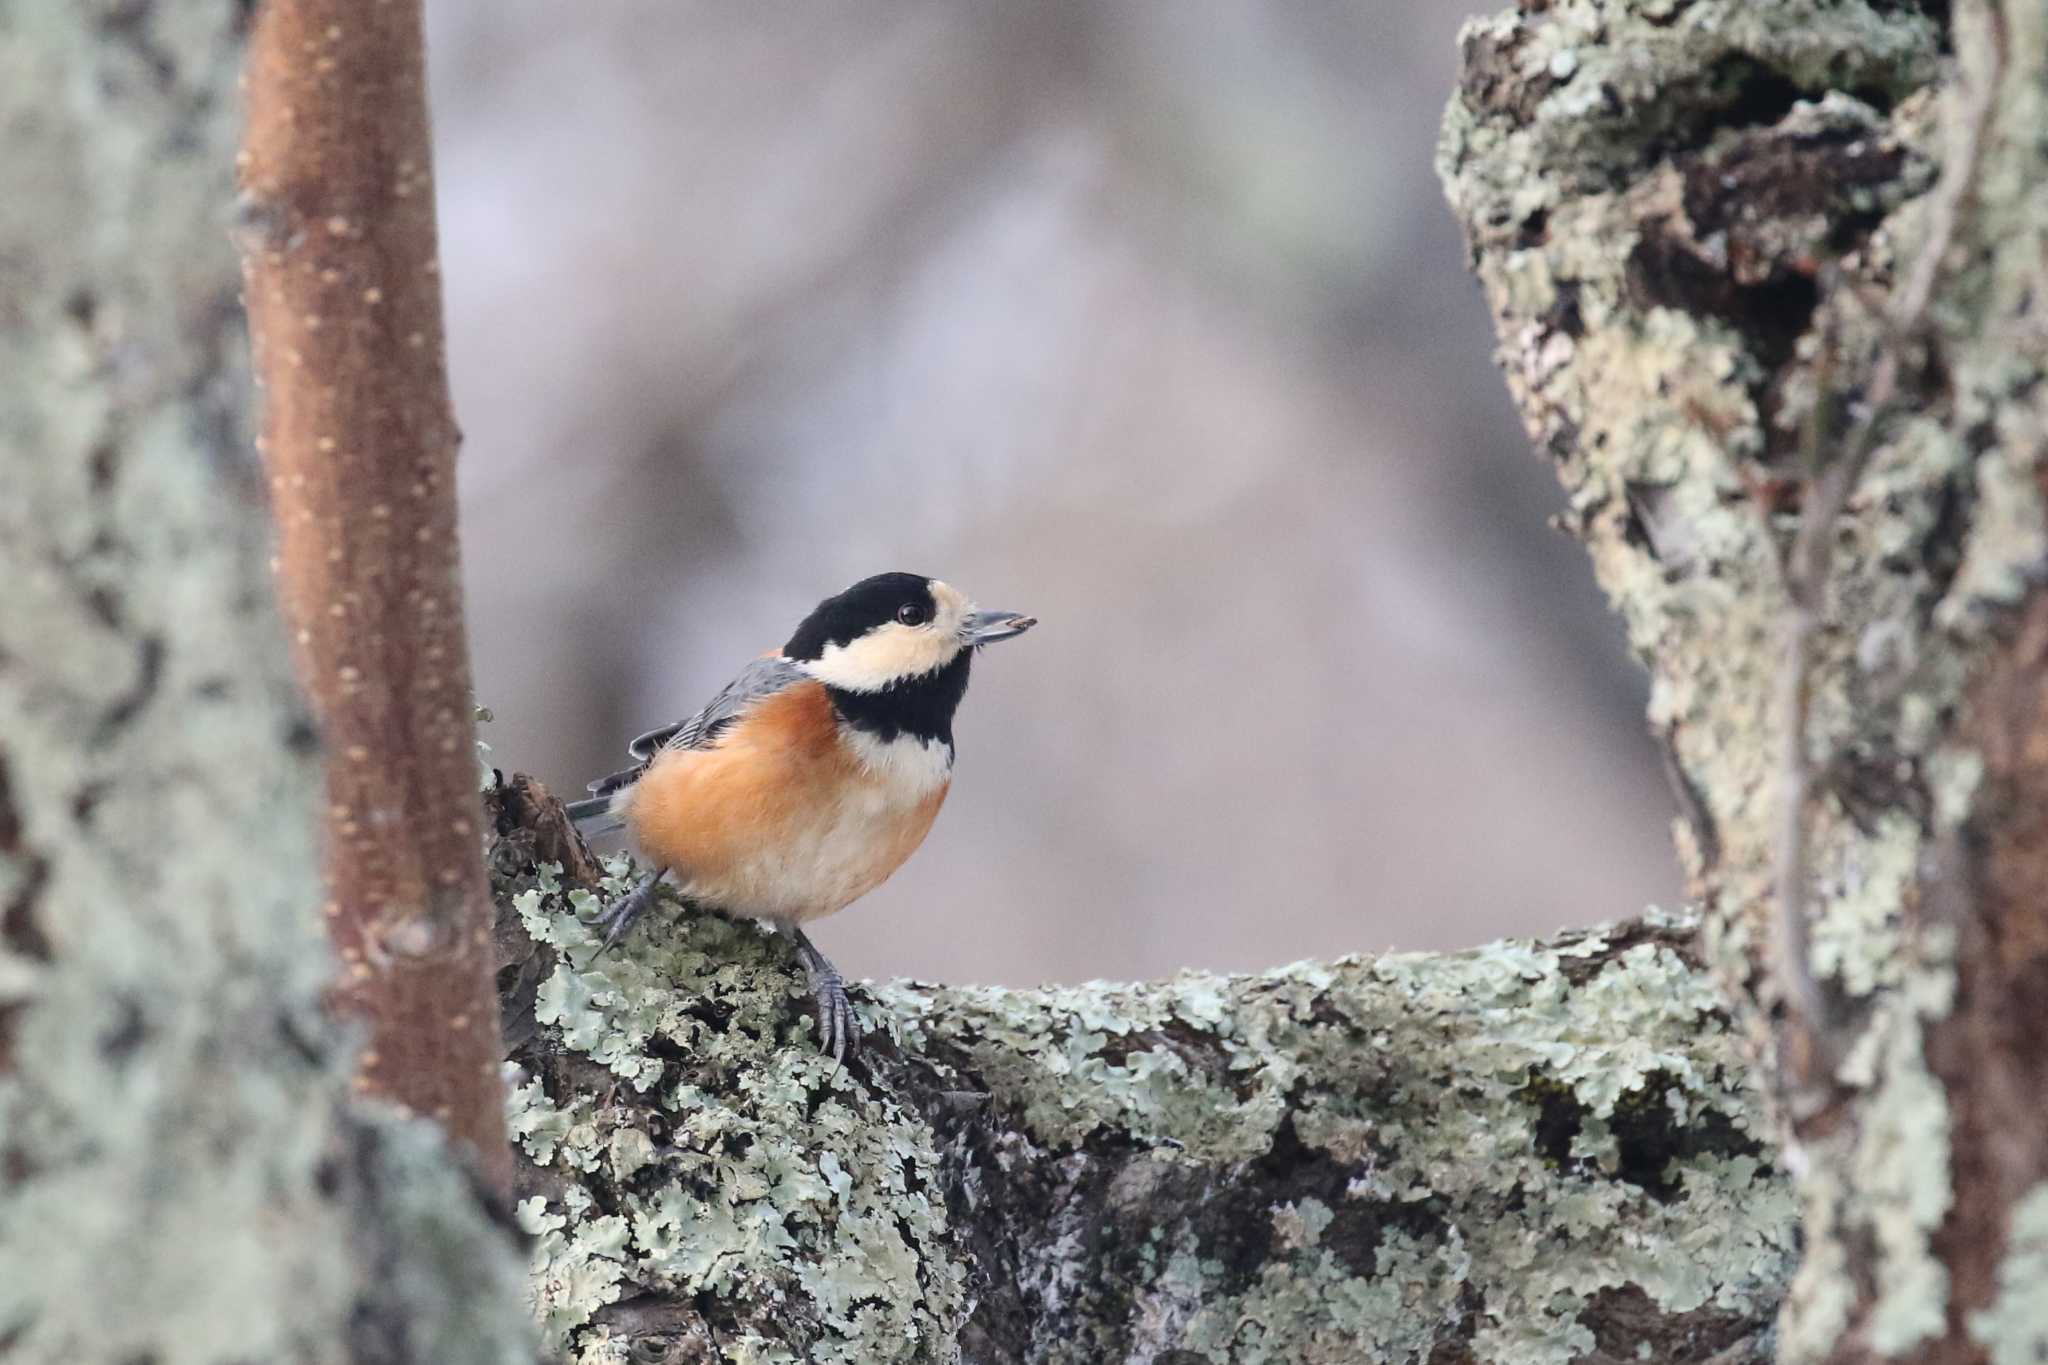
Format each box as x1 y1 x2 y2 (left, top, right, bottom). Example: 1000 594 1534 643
585 655 807 799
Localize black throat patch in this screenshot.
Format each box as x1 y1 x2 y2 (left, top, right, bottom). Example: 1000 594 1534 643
826 649 972 746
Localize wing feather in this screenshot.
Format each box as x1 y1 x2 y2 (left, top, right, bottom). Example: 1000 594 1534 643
582 655 808 803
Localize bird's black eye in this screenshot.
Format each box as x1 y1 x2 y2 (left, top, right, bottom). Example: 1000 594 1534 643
895 602 928 627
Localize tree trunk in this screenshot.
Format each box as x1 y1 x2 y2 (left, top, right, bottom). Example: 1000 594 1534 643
0 5 529 1360
488 781 1793 1364
1439 0 2048 1360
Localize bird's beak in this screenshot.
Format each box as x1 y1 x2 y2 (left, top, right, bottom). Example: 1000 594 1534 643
963 609 1037 645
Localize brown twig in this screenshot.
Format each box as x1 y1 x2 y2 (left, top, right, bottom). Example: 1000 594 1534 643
238 0 511 1189
1769 0 2006 1072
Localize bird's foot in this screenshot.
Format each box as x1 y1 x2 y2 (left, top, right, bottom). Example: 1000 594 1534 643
592 867 668 955
788 926 859 1065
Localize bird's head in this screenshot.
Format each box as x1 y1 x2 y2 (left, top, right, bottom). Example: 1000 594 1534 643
784 572 1035 694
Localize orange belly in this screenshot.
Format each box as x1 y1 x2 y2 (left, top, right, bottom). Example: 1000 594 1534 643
619 684 950 923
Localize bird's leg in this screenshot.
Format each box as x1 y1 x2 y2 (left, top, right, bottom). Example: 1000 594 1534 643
594 865 669 954
784 924 858 1064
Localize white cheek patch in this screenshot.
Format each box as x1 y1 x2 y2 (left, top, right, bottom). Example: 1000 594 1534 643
928 580 969 638
806 621 961 692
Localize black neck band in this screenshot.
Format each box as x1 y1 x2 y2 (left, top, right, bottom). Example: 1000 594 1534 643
826 650 971 746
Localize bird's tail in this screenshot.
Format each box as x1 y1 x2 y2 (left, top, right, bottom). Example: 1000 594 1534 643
565 792 625 836
568 763 642 836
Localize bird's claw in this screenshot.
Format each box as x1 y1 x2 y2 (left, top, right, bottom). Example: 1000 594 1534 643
790 928 860 1065
592 869 665 955
808 966 858 1066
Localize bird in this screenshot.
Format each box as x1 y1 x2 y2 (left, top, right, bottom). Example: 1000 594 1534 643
563 572 1036 1061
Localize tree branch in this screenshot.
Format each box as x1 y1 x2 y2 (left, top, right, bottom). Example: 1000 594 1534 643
488 782 1792 1364
238 0 509 1185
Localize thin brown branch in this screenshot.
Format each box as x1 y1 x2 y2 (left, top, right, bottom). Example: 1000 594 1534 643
237 0 510 1189
1770 0 2007 1079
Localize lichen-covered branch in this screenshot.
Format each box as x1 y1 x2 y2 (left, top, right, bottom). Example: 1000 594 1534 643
1439 0 2048 1359
489 782 1793 1365
238 0 510 1184
0 5 529 1360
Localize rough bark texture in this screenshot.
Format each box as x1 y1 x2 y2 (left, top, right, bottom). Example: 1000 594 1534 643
0 4 529 1360
488 783 1794 1365
1439 1 2048 1360
238 0 509 1185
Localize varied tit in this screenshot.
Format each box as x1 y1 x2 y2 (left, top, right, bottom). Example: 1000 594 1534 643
564 572 1036 1061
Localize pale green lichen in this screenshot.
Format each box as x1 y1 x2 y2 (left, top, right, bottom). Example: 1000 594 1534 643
507 855 1794 1365
1442 0 2048 1356
1 7 530 1363
1174 1228 1463 1364
519 1193 631 1343
875 969 1297 1163
506 1077 579 1166
1848 986 1956 1356
1808 817 1917 1001
353 1110 539 1365
1969 1182 2048 1365
1938 400 2048 624
508 862 971 1363
1439 0 1953 995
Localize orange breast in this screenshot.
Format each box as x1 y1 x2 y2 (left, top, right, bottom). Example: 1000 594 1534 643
621 683 950 923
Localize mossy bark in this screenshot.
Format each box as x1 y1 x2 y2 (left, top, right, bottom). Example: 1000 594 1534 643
0 6 530 1361
490 781 1793 1364
1439 0 2048 1360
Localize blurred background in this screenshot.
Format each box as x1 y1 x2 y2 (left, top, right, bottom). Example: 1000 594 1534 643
427 0 1681 987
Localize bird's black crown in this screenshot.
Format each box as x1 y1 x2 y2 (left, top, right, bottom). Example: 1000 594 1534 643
783 572 937 660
